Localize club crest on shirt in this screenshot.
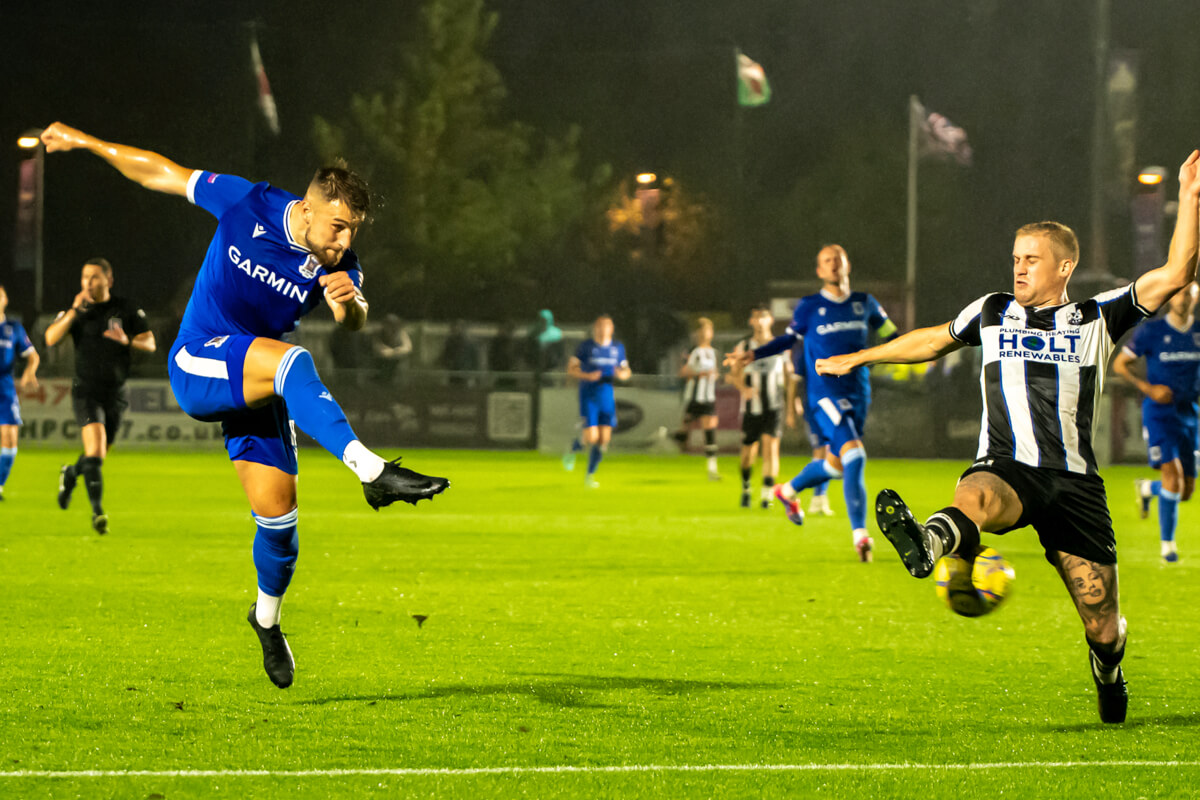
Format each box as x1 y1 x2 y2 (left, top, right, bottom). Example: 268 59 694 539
299 254 321 280
852 301 864 315
1068 309 1084 326
1193 333 1200 348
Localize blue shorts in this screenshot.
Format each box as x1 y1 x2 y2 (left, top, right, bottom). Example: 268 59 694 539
579 385 616 428
809 394 868 454
1142 405 1199 478
170 335 298 475
0 389 19 426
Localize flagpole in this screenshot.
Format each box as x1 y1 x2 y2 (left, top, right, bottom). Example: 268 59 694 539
904 95 920 329
733 47 746 280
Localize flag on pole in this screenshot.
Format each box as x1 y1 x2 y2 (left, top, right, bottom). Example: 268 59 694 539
914 99 971 166
250 32 281 136
736 51 771 107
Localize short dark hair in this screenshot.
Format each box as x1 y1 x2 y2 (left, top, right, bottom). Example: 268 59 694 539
84 257 113 276
749 303 771 315
309 161 371 222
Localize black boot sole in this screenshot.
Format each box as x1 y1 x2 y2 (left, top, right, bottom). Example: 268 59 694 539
875 489 934 578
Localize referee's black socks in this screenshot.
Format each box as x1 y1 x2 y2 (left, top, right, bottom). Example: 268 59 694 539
79 456 104 516
923 506 980 561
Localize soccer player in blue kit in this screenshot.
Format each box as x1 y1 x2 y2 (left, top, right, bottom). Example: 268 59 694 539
728 245 897 561
1113 282 1200 562
40 121 449 689
0 285 40 500
565 315 631 488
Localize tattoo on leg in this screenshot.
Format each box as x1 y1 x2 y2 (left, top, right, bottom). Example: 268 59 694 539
1057 554 1120 639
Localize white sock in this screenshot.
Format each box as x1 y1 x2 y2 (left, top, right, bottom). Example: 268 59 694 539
853 527 869 545
707 456 719 472
256 590 283 628
779 483 797 500
341 440 386 482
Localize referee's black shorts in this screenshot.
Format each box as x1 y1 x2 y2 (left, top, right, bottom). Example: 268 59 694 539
741 409 783 445
72 382 128 446
960 457 1117 565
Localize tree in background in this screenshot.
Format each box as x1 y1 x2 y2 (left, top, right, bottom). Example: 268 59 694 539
313 0 608 318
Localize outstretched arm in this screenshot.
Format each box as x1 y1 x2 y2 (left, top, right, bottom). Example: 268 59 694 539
1134 150 1200 313
40 122 194 197
815 322 962 376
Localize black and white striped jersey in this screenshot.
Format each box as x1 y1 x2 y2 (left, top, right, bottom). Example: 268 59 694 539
738 336 788 415
950 283 1150 475
684 346 718 404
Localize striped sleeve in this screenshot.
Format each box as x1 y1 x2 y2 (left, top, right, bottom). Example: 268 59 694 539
1094 283 1152 342
949 294 990 346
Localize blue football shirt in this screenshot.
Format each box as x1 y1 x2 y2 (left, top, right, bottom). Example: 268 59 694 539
176 171 363 343
0 319 34 396
575 339 628 398
1125 316 1200 414
756 289 893 405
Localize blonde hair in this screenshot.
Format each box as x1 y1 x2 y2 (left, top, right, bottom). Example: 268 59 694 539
1015 221 1079 265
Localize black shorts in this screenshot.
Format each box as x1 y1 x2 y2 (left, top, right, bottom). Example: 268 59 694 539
960 457 1117 565
72 383 128 446
742 409 783 445
684 400 716 419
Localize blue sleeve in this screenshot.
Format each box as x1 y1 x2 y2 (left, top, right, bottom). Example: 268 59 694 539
186 170 255 219
574 341 589 363
15 323 34 355
618 343 628 366
1125 323 1151 358
754 301 805 359
866 295 887 328
754 332 800 360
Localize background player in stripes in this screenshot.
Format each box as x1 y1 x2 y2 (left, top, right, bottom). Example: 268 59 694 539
565 314 631 487
728 305 793 508
0 285 40 500
40 121 449 689
815 152 1200 722
729 245 897 560
673 317 721 480
44 258 155 533
1113 282 1200 563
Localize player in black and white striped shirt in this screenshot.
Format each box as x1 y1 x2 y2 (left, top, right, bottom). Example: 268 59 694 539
673 318 721 479
814 151 1200 724
728 305 794 508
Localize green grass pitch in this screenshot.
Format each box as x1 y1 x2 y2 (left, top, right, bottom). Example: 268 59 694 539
1 448 1198 798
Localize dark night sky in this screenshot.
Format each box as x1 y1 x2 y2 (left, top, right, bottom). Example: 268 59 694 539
3 0 1198 326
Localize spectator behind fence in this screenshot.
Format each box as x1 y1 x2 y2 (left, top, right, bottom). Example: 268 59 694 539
489 321 523 388
328 322 367 385
529 309 565 377
439 319 480 386
371 313 412 384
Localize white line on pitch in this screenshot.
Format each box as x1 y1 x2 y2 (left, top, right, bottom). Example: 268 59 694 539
2 761 1199 778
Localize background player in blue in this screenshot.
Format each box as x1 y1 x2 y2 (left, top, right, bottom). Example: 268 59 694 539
41 121 449 690
728 244 898 561
1113 282 1200 562
0 285 40 500
565 315 631 488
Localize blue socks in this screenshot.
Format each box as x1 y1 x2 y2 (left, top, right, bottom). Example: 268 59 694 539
814 479 829 498
571 438 584 453
789 459 841 493
587 444 604 477
0 447 14 487
253 509 299 597
275 347 357 461
1159 488 1180 543
841 446 868 531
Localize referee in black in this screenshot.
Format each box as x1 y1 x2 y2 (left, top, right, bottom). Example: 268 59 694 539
44 258 155 534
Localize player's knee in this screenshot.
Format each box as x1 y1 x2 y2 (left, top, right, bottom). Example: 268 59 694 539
1082 616 1121 648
